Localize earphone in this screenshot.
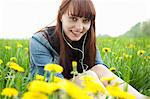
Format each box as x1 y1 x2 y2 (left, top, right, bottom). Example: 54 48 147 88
61 29 89 72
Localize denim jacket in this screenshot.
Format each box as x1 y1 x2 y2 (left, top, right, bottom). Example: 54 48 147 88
30 27 105 79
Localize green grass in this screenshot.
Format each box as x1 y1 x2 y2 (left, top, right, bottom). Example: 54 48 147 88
0 37 150 98
96 37 150 95
0 39 30 97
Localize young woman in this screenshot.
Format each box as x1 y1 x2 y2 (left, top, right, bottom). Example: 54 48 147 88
30 0 148 98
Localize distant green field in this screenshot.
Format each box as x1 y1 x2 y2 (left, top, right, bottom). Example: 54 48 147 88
0 37 150 98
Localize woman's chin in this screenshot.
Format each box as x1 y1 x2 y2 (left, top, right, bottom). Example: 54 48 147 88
70 37 81 41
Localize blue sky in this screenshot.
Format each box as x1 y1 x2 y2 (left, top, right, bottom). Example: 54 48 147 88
0 0 150 39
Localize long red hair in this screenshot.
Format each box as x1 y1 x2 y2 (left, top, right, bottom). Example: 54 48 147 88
54 0 96 79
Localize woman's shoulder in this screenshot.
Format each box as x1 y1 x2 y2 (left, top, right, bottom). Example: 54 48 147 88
46 26 56 36
30 26 59 54
32 26 56 39
30 26 55 47
30 26 55 43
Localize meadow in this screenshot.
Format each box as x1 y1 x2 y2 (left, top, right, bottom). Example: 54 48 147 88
0 37 150 99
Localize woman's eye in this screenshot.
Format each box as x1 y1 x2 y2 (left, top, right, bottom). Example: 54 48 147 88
69 17 77 21
83 19 90 23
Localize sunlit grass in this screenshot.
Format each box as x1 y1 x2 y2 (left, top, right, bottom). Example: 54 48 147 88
0 37 150 98
97 37 150 95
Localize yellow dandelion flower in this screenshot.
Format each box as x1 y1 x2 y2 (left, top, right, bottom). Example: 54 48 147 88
106 85 135 99
10 57 17 62
80 75 96 82
100 77 116 83
109 67 116 72
22 91 48 99
1 88 18 97
80 75 106 94
24 47 29 52
72 61 77 67
0 59 3 65
71 61 78 76
126 44 135 49
7 62 24 72
28 80 60 94
58 79 93 99
35 74 45 81
53 76 63 82
144 56 150 60
123 53 132 59
82 81 106 94
44 64 63 73
17 43 23 48
137 50 146 56
102 47 111 53
5 46 11 50
123 53 129 58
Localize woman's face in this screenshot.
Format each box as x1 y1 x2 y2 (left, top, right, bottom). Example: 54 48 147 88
61 11 91 41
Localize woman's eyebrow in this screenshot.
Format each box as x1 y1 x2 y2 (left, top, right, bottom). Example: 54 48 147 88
83 17 89 19
68 13 77 17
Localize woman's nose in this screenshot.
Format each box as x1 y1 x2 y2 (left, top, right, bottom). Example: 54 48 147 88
75 21 84 32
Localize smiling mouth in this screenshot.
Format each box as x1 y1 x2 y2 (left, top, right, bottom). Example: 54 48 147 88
70 30 82 36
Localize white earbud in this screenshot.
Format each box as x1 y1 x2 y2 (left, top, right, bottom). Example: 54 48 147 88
61 29 88 72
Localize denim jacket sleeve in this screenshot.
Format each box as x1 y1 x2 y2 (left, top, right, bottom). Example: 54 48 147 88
95 47 108 68
29 32 64 79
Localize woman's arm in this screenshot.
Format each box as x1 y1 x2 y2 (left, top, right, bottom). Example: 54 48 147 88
30 35 64 79
90 64 149 99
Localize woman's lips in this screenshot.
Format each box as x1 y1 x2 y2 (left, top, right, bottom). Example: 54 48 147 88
70 30 82 36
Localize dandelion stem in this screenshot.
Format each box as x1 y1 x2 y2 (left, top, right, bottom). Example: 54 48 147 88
49 71 55 82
